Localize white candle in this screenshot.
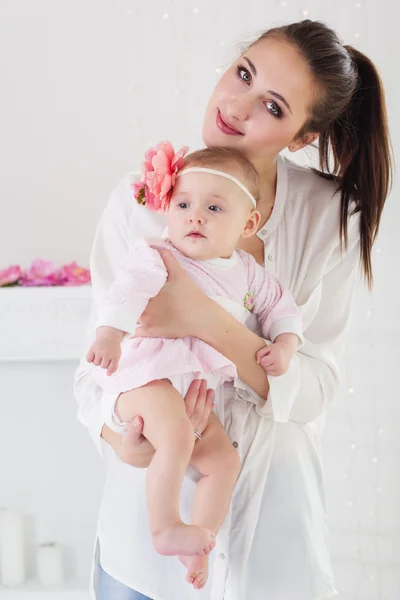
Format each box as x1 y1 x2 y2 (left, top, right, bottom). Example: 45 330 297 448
0 508 26 587
36 542 63 587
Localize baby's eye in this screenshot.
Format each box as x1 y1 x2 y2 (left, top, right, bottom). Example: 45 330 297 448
177 202 189 209
209 205 222 212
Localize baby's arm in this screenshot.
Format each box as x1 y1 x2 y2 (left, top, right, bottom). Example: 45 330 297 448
96 237 168 333
243 253 303 376
86 326 125 376
87 238 168 375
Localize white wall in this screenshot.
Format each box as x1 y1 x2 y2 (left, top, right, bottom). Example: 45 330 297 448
0 361 104 586
0 1 399 598
1 0 397 269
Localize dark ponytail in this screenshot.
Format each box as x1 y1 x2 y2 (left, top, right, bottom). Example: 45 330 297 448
319 45 392 287
251 21 393 287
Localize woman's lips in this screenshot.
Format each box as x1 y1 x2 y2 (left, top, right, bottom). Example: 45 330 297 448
216 110 243 136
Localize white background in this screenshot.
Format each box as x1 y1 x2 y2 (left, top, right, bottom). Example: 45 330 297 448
0 1 398 598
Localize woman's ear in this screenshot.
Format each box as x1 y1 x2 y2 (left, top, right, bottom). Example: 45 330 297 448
289 132 319 152
242 210 261 238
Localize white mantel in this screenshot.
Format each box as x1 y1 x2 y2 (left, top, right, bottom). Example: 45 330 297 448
0 286 93 361
0 285 101 595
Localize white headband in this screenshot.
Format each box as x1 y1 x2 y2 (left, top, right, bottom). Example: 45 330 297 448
177 167 257 208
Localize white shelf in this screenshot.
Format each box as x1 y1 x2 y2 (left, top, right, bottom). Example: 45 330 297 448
0 583 89 599
0 286 93 361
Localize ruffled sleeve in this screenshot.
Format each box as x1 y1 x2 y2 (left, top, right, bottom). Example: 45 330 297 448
95 238 167 334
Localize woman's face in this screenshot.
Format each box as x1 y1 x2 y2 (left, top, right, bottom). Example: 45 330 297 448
202 36 318 166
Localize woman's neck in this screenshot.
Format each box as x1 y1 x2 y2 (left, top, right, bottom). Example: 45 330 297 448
258 156 278 183
254 157 278 221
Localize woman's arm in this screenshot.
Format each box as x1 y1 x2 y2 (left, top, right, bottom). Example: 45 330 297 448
205 226 361 423
282 231 360 423
191 300 270 399
137 250 271 399
138 214 360 422
251 215 361 424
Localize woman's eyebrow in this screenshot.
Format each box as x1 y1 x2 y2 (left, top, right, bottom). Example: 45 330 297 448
243 56 293 114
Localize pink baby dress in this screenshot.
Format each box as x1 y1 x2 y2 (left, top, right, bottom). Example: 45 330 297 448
91 238 302 394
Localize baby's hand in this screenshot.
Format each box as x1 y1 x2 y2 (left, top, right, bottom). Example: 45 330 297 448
256 341 293 376
86 326 123 376
256 342 290 376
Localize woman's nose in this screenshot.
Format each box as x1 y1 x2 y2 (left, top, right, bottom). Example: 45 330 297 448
225 95 251 122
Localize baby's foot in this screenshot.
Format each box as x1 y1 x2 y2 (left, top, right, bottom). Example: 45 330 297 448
153 522 216 556
179 554 209 590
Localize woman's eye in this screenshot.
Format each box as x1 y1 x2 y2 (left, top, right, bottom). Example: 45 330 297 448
265 100 282 118
237 66 251 84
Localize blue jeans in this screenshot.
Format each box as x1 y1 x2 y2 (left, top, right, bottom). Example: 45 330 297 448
96 562 152 600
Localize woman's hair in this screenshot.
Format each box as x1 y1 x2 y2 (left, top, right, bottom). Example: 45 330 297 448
249 20 393 287
183 147 260 203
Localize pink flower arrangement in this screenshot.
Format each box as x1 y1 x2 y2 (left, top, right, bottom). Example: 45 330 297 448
0 266 22 287
133 141 189 212
62 262 92 286
19 260 67 287
0 260 91 288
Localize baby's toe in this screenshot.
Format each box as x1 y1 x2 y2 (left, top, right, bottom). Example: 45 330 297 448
193 573 206 589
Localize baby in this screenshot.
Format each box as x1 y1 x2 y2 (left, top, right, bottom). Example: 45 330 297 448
87 143 303 589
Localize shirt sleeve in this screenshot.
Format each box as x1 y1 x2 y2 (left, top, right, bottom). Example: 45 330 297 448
73 175 134 454
245 254 303 343
96 238 167 334
238 213 360 424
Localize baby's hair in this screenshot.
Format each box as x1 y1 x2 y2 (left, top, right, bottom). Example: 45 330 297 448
183 147 260 204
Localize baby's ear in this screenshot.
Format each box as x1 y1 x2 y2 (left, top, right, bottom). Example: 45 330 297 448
242 209 261 238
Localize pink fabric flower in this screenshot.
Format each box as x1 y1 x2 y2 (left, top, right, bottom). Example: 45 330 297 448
20 260 67 287
133 141 189 212
0 265 21 287
244 291 255 311
62 262 91 286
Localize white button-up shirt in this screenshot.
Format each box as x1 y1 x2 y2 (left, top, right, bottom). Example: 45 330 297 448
74 155 360 600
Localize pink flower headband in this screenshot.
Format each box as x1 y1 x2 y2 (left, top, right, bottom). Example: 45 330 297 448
132 141 189 212
132 141 257 212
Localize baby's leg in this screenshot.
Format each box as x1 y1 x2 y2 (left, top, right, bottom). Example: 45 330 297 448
117 380 216 557
180 412 241 589
190 411 240 531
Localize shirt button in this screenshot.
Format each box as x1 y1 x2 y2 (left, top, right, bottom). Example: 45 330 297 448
232 441 238 448
219 553 226 560
261 228 267 236
268 253 274 261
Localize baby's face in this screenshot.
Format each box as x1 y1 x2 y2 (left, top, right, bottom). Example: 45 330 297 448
167 170 255 260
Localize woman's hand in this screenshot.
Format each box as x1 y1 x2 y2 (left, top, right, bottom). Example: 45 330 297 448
110 379 215 468
136 250 214 340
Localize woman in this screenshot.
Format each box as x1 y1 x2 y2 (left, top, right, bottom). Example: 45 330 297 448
74 20 392 600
